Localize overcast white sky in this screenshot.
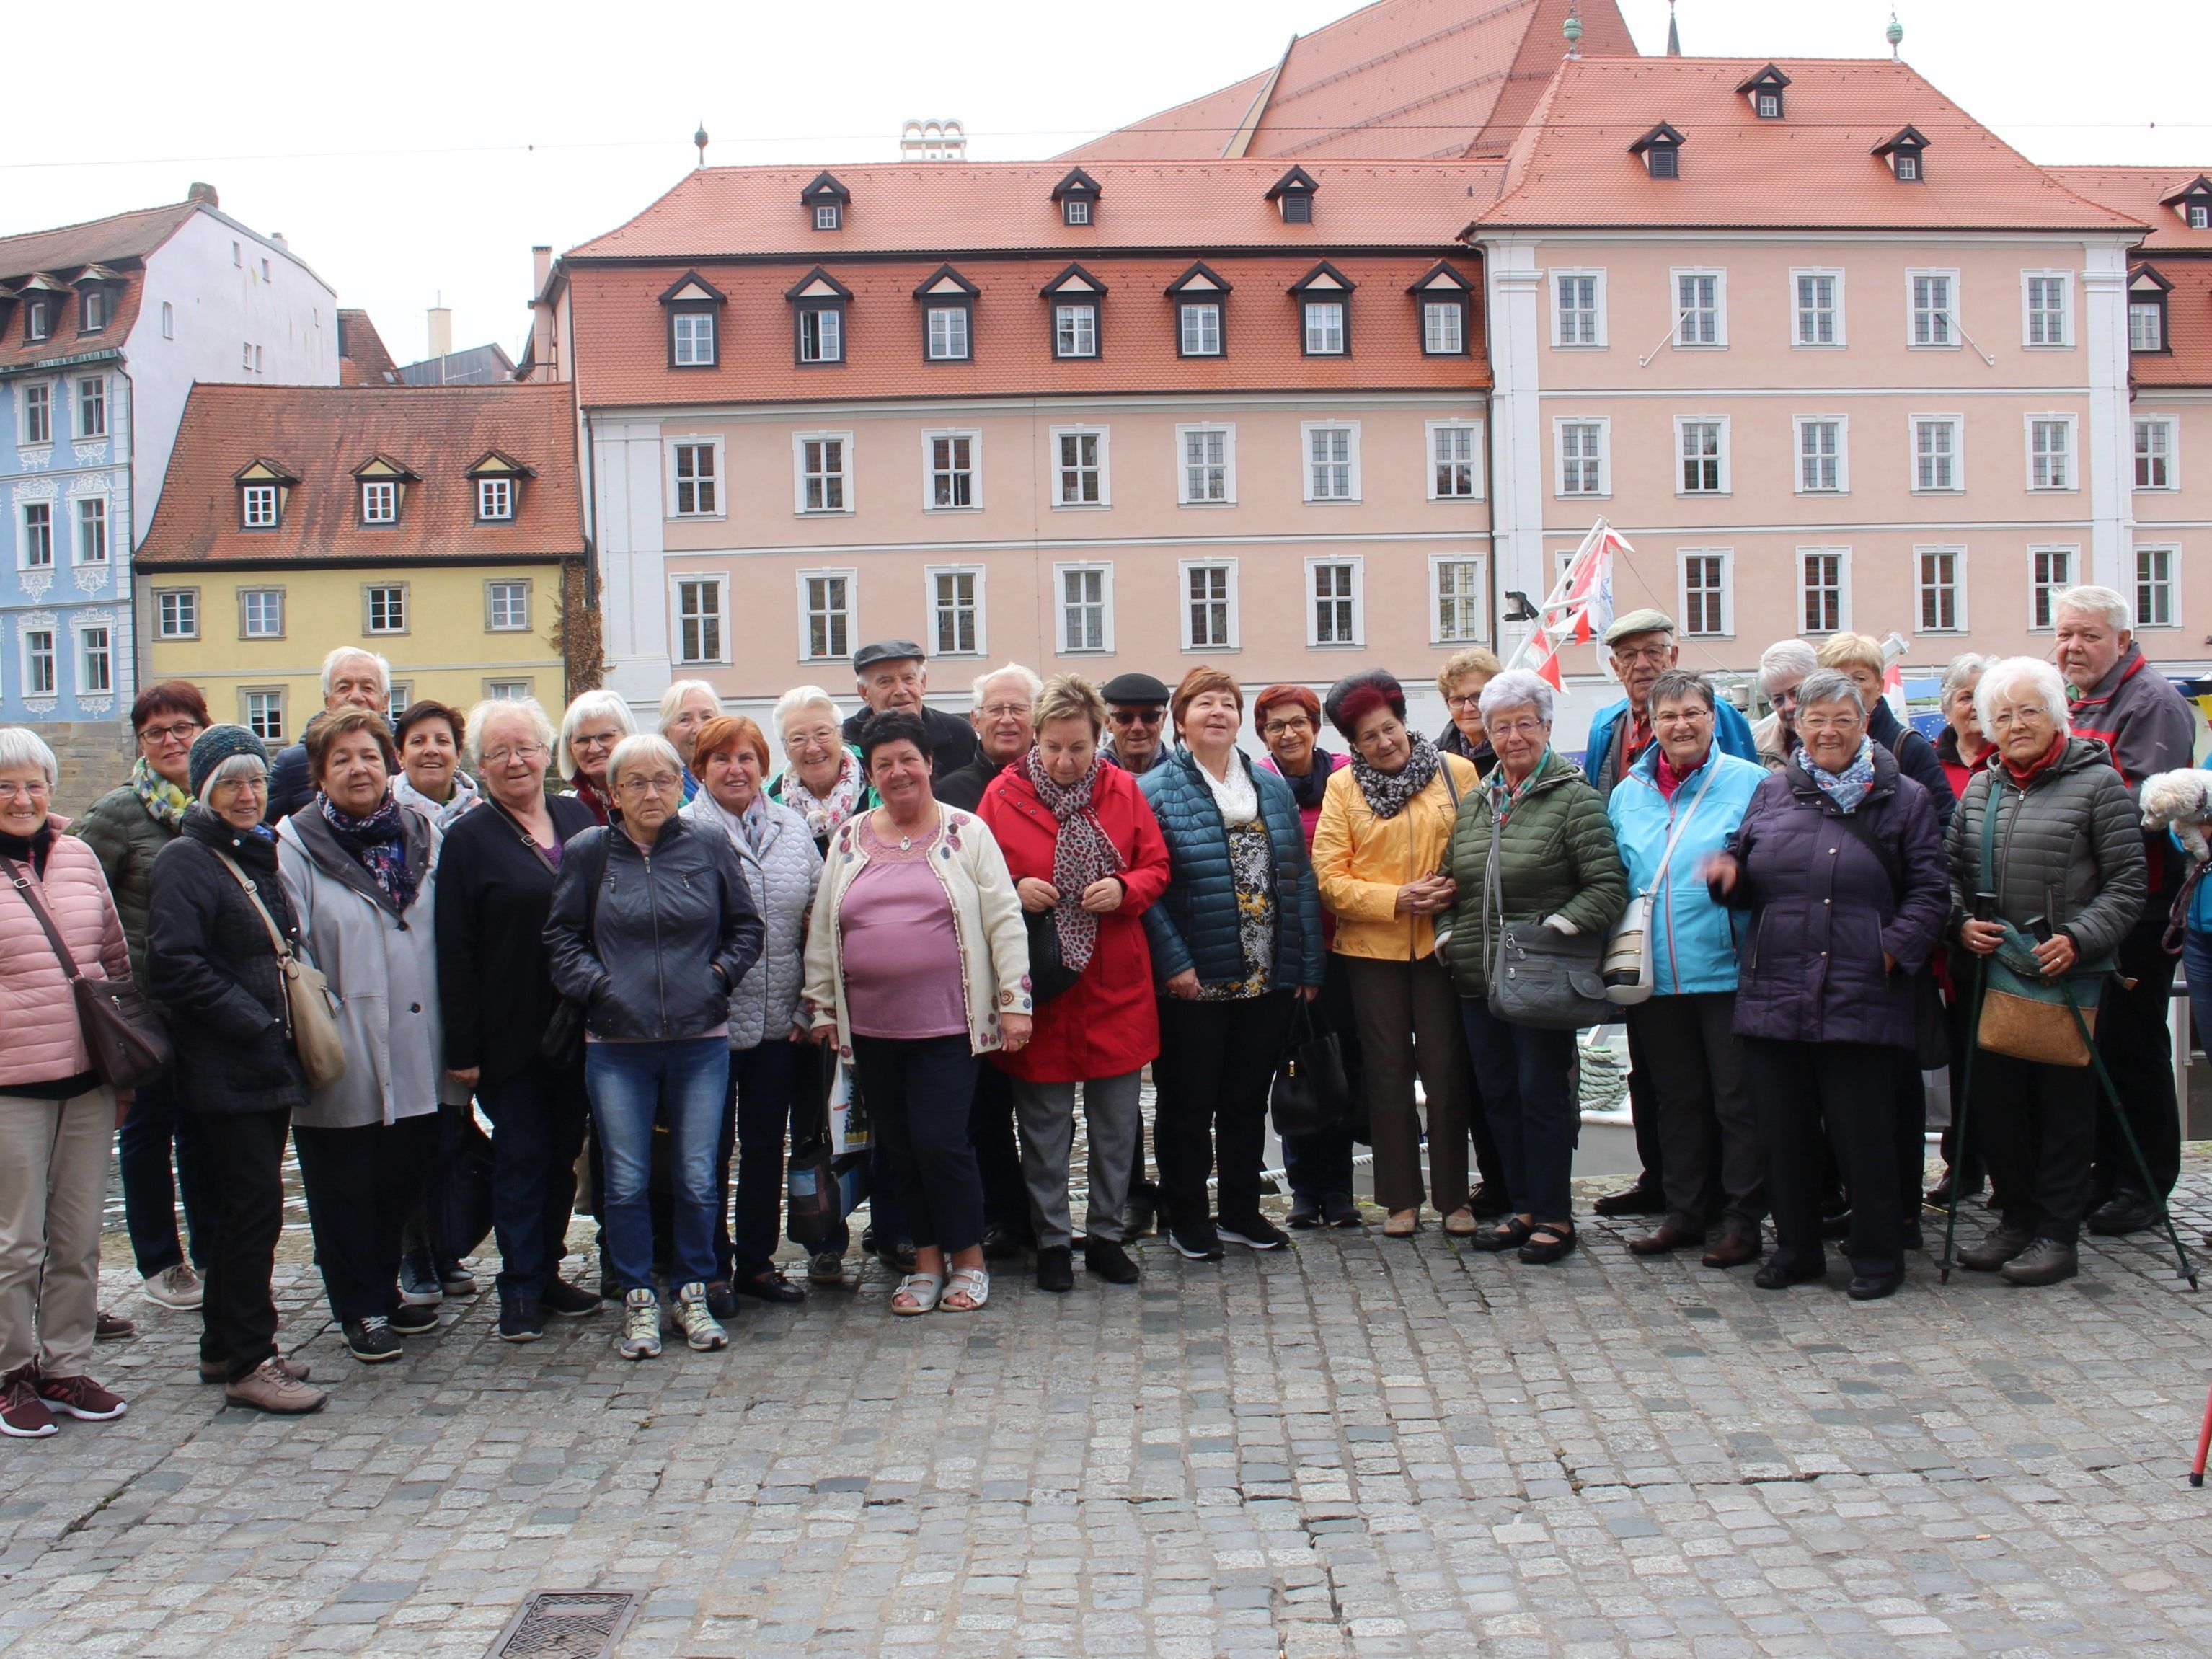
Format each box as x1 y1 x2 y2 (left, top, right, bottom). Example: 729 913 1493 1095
8 0 2207 366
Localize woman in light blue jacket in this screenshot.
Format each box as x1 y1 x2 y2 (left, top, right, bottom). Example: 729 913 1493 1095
1604 670 1766 1268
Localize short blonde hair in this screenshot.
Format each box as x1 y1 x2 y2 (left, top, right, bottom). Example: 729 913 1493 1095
1815 632 1885 677
1435 646 1503 698
1035 673 1107 738
466 696 557 770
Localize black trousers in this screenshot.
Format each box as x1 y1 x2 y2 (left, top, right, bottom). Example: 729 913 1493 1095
1625 993 1763 1236
1976 1050 2097 1243
1623 1019 1666 1193
479 1058 589 1304
193 1107 291 1384
2093 913 2181 1201
715 1038 801 1283
1893 1055 1929 1229
969 1061 1028 1234
1152 991 1295 1234
850 1034 983 1255
1745 1039 1905 1280
294 1114 439 1324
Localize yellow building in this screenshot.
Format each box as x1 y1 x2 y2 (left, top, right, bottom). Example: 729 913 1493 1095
136 383 587 740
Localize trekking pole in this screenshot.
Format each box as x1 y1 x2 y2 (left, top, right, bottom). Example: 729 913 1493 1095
1941 893 1999 1286
2059 981 2198 1291
2193 1373 2212 1487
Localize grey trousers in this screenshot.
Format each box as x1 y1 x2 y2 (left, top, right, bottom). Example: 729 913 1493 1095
0 1087 112 1381
1010 1070 1143 1250
1626 992 1764 1236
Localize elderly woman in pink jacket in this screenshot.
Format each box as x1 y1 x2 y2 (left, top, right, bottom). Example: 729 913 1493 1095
0 727 134 1439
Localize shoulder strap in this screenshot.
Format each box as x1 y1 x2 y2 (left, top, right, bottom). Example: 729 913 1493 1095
1645 758 1722 895
490 797 564 878
209 848 294 960
1440 754 1461 809
1976 769 2002 894
0 854 85 983
1828 801 1903 901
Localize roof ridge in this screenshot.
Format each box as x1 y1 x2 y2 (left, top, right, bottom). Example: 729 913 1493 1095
0 197 193 249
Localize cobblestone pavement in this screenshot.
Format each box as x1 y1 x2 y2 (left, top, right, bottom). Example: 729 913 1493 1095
9 1156 2212 1659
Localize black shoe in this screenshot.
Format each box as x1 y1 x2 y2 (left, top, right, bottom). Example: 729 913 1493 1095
980 1221 1025 1260
1286 1197 1324 1231
597 1242 619 1301
1218 1216 1290 1252
1848 1271 1904 1301
874 1236 918 1275
1924 1174 1983 1210
1084 1238 1141 1284
389 1302 439 1335
1122 1180 1160 1239
1753 1257 1825 1291
737 1271 805 1305
1168 1225 1224 1262
541 1278 603 1318
1466 1183 1512 1220
344 1317 404 1362
1035 1245 1074 1293
2087 1190 2162 1237
1592 1182 1664 1219
498 1299 547 1342
438 1260 478 1297
1322 1193 1363 1230
1518 1222 1575 1265
1900 1226 1925 1252
704 1281 740 1321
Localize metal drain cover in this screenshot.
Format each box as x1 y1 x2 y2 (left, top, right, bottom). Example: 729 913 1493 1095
485 1591 640 1658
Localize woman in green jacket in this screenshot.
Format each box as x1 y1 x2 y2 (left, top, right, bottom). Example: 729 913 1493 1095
1445 669 1627 1264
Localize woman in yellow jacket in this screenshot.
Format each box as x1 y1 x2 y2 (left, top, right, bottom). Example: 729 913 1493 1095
1311 672 1483 1238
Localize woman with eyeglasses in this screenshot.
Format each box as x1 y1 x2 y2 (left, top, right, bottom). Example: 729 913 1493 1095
771 687 877 857
555 690 637 828
659 681 721 806
1433 647 1503 778
1751 640 1818 772
547 733 764 1360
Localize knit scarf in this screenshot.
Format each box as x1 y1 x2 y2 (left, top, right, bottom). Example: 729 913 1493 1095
394 769 479 830
572 775 613 826
319 792 418 912
1806 737 1877 815
1025 748 1123 973
130 756 192 831
2001 731 2069 787
1275 748 1337 812
1350 732 1441 821
787 750 865 844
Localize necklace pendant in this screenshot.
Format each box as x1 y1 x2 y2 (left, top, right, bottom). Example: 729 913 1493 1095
899 834 913 851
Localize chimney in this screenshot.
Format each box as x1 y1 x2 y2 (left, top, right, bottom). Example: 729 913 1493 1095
270 231 288 249
187 181 219 206
531 245 552 297
528 247 557 380
427 306 454 361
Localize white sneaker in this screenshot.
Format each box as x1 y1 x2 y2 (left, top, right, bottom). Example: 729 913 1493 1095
141 1263 203 1311
673 1283 729 1351
617 1289 661 1361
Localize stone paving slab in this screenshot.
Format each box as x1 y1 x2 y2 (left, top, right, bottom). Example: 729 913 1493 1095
11 1158 2212 1657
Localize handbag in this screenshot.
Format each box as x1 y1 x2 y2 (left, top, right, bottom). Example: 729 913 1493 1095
1479 812 1610 1030
1601 756 1719 1006
1970 782 2109 1067
435 1112 497 1260
1270 996 1351 1138
1 854 172 1089
789 1045 870 1247
541 829 611 1069
1025 906 1083 1004
211 851 348 1090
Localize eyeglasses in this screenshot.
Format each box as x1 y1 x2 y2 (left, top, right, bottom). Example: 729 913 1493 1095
1611 642 1675 665
616 773 682 797
976 702 1032 720
1986 707 2051 729
786 726 841 751
1489 719 1547 740
1261 718 1312 738
483 743 549 766
572 731 619 752
1445 693 1485 710
138 720 202 745
1770 687 1804 709
1797 713 1861 735
1108 707 1164 726
0 779 52 802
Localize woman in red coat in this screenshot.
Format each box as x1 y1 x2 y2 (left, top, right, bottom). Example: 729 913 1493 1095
979 674 1172 1293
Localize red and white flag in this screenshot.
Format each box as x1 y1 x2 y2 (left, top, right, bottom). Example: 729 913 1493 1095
1523 622 1564 691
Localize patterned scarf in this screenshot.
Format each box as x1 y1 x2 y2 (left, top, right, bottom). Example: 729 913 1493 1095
1350 732 1442 820
1806 736 1877 815
319 791 419 912
130 756 191 832
787 749 865 844
1025 747 1123 974
572 774 613 826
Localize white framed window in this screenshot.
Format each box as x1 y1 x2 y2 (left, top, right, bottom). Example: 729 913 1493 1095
1430 556 1487 645
1678 549 1730 638
240 342 251 370
2029 545 2077 631
156 588 199 640
2131 301 2166 353
365 583 409 635
1303 423 1360 502
1916 545 1966 633
1671 268 1725 346
2137 544 2179 629
1555 418 1609 497
486 580 531 632
1421 300 1465 355
76 625 112 696
671 311 715 367
1302 300 1346 356
1054 304 1097 359
77 377 106 438
1791 269 1844 347
477 477 514 521
21 383 52 446
1428 421 1481 500
1062 198 1090 226
1055 563 1113 654
242 484 279 527
2135 417 2176 490
1675 417 1728 495
797 570 855 663
924 431 979 510
2023 272 2071 348
1052 428 1108 507
22 629 55 698
82 288 107 332
484 679 534 702
240 588 284 639
669 439 721 517
1179 301 1222 357
814 203 841 231
797 306 843 364
361 480 397 523
1908 270 1957 348
927 566 985 657
22 300 50 342
74 498 107 565
1552 270 1605 347
925 306 970 361
1799 547 1849 635
20 503 52 568
1180 560 1238 650
242 689 284 743
1911 416 1963 492
2027 415 2076 491
1795 417 1846 493
1306 558 1363 647
795 433 852 514
386 683 412 727
675 576 727 664
159 301 173 340
1177 425 1235 505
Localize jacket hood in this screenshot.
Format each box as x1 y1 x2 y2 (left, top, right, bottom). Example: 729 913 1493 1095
280 797 434 916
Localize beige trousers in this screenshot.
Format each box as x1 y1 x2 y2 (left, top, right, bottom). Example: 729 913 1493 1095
0 1087 114 1379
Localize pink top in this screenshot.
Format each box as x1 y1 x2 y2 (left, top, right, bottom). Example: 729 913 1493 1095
839 820 967 1040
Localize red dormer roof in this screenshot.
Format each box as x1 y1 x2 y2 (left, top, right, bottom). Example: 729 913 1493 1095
2043 167 2212 252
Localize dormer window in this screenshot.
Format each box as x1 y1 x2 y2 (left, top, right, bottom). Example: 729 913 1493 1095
659 270 725 368
1266 167 1319 225
1735 65 1790 120
913 265 978 362
2129 266 2172 353
234 459 297 529
1290 262 1355 357
2160 177 2212 231
353 456 416 526
1410 262 1474 356
1052 168 1101 228
81 288 108 332
1629 123 1686 180
1167 262 1230 358
1873 126 1930 183
24 297 51 342
468 451 533 521
1041 265 1105 360
787 267 851 366
802 171 850 232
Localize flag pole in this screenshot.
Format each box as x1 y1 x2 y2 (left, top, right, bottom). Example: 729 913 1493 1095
1502 518 1608 673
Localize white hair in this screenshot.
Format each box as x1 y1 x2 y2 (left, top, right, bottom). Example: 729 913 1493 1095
1756 638 1820 694
0 725 59 787
319 647 389 699
466 696 556 771
2052 585 2132 632
971 662 1043 709
606 733 685 795
658 679 721 733
773 685 842 733
556 689 637 782
1477 668 1555 726
1939 652 1990 715
1974 658 2072 738
198 752 267 805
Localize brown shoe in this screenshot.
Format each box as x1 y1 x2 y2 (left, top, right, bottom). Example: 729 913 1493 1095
1628 1222 1701 1257
94 1309 136 1342
34 1371 126 1421
224 1357 329 1415
1701 1232 1762 1269
200 1355 311 1385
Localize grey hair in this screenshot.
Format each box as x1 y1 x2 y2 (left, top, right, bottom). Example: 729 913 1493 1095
556 689 637 782
1756 638 1820 694
0 725 59 787
198 752 267 804
1974 657 2071 738
1477 668 1556 726
1938 652 1989 715
658 679 721 733
1795 668 1865 717
606 733 684 795
466 696 556 771
2051 584 2132 632
1646 669 1716 714
318 647 389 699
773 684 842 734
971 662 1043 709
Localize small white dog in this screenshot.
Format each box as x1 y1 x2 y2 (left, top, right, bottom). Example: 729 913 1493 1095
2138 768 2212 861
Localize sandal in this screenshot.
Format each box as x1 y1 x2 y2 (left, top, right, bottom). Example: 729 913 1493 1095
1383 1210 1420 1239
1443 1208 1479 1237
890 1274 943 1316
1467 1218 1532 1254
1519 1222 1576 1265
939 1267 991 1313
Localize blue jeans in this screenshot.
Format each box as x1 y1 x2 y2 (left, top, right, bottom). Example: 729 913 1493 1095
479 1058 589 1304
2185 927 2212 1084
118 1069 217 1276
1458 999 1578 1224
587 1038 730 1292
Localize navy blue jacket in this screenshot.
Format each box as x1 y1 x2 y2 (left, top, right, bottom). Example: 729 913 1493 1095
1137 746 1325 991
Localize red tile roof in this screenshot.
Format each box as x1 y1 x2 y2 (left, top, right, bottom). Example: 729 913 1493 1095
0 200 198 285
2044 167 2212 252
336 309 401 385
1474 57 2149 234
2130 260 2212 388
138 384 584 568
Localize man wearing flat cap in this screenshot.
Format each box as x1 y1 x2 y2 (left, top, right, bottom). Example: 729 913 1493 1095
840 639 982 781
1098 671 1172 778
